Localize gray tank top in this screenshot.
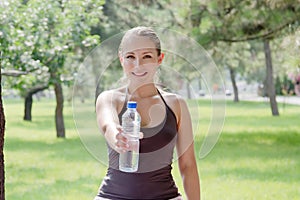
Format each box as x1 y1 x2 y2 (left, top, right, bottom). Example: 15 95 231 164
97 89 180 199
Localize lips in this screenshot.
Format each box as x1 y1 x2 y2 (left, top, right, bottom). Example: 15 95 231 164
132 72 148 77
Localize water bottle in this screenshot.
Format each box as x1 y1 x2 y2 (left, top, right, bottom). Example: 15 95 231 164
119 101 141 172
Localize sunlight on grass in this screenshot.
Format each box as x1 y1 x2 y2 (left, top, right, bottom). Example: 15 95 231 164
3 98 300 199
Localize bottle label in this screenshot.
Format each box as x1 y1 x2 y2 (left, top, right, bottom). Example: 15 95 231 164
122 112 140 139
123 121 140 139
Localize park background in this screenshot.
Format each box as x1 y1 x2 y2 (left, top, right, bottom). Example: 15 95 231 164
0 0 300 199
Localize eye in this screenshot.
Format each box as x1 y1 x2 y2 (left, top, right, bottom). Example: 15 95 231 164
143 55 152 59
126 55 135 59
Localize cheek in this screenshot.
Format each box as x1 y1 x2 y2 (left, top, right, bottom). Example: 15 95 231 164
141 64 158 75
122 60 134 73
144 62 159 70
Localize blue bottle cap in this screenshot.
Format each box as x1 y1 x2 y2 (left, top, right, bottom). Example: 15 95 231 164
127 101 137 108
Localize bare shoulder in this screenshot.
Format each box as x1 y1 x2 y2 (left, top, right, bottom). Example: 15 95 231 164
159 89 185 103
96 87 126 110
159 90 187 121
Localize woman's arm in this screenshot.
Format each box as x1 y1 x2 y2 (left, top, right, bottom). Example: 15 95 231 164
95 90 128 153
175 97 201 200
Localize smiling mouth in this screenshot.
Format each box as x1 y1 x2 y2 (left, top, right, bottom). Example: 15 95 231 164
132 72 148 77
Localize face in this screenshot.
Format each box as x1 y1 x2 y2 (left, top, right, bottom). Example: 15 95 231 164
119 35 164 84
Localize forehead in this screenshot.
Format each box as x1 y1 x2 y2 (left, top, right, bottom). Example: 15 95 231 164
121 35 156 54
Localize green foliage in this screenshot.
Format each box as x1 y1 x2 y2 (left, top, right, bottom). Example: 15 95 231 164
100 1 173 34
189 0 299 90
280 28 300 70
1 0 300 92
0 0 104 93
275 75 295 95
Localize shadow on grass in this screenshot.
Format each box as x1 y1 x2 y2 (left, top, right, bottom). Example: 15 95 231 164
7 115 76 132
6 175 100 200
5 136 107 162
197 130 300 183
7 116 55 130
223 113 300 130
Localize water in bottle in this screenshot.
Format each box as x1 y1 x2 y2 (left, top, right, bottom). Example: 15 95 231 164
119 101 141 172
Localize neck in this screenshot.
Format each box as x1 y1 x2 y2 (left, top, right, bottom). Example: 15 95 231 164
127 83 157 99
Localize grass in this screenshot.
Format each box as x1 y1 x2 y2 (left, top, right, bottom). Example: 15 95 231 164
3 98 300 200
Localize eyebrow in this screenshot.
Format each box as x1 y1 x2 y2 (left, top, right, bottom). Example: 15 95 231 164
142 51 154 55
125 52 134 55
125 51 154 55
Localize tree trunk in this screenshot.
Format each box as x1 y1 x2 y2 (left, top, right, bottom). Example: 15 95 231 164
229 66 239 102
23 85 48 121
54 82 65 138
0 52 6 200
50 55 66 138
24 95 33 121
263 40 279 116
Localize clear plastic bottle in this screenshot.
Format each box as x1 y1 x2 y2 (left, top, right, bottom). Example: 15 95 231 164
119 101 141 172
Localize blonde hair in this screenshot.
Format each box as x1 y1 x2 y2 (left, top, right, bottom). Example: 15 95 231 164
119 26 161 56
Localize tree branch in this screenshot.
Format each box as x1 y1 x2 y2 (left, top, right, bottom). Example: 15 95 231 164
26 85 49 96
219 16 299 42
155 1 185 29
113 1 151 27
1 70 28 77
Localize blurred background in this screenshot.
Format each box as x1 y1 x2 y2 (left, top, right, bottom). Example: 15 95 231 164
0 0 300 199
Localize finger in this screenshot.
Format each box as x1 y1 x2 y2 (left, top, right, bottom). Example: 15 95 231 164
139 132 144 139
116 132 127 142
116 125 122 132
115 139 129 153
115 132 129 149
116 139 129 149
115 145 127 153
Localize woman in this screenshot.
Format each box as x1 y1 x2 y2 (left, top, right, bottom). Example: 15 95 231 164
95 26 201 200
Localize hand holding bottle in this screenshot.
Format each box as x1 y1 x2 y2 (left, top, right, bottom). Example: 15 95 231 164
114 125 143 153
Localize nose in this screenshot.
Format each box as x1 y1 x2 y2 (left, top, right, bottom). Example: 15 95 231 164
134 57 142 68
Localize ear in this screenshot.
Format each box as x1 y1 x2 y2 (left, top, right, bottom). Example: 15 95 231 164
119 53 124 65
158 52 164 65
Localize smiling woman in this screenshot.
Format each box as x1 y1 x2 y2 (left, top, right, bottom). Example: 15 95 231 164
118 27 164 88
94 26 201 200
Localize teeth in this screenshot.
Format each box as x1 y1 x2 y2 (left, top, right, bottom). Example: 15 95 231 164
132 72 147 76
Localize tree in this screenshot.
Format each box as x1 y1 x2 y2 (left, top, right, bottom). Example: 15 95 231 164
0 0 104 137
183 0 300 115
0 51 5 200
211 42 252 102
2 66 50 121
280 28 300 80
264 39 279 115
23 85 48 121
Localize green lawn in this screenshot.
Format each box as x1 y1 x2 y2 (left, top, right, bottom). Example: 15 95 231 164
3 98 300 200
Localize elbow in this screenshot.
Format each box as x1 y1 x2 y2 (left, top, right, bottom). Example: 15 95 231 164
178 155 198 176
180 163 195 176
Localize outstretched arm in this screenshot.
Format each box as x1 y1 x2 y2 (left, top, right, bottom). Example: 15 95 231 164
95 91 127 153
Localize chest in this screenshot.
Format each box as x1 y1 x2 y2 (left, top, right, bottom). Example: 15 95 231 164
138 102 166 128
128 96 167 128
